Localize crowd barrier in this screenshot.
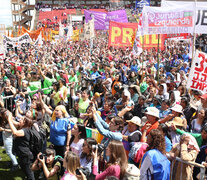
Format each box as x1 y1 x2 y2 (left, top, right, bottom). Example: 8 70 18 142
166 154 206 180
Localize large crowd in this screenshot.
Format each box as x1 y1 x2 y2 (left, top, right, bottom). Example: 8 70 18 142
1 23 207 180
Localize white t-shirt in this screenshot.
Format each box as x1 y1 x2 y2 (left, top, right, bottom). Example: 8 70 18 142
70 138 84 156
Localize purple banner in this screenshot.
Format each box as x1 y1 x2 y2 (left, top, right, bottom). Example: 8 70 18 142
84 10 128 30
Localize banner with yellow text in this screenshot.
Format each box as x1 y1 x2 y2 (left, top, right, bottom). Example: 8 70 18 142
108 21 138 48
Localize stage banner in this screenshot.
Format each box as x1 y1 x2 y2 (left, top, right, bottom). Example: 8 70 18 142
187 50 207 93
108 21 138 48
3 33 32 51
142 5 194 35
84 10 128 30
162 1 207 34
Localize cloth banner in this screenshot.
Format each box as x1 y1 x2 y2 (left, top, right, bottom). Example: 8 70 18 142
108 21 138 48
140 34 165 50
84 17 95 39
187 50 207 93
0 46 5 59
22 27 43 40
34 33 43 48
67 15 73 41
135 0 150 9
84 10 128 30
59 21 64 37
133 19 143 56
72 30 79 41
86 127 104 144
162 1 207 34
142 5 194 35
3 33 32 51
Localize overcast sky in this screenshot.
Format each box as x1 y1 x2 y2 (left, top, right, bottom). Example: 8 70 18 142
0 0 35 28
0 0 12 27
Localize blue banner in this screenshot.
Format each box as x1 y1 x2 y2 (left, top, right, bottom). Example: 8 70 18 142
135 0 150 9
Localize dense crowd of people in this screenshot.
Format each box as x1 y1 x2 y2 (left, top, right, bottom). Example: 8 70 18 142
1 21 207 180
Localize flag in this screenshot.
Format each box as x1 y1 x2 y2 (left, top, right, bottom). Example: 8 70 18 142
90 16 95 38
67 15 73 41
84 17 95 39
72 30 79 41
34 32 43 48
133 16 143 56
59 20 64 37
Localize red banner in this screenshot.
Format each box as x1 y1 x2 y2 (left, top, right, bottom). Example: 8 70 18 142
140 34 165 51
108 21 138 48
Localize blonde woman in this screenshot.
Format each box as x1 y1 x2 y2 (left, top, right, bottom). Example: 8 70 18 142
61 151 80 180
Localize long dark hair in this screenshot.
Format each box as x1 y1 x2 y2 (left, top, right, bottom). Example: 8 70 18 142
107 140 128 179
80 138 97 162
69 123 87 146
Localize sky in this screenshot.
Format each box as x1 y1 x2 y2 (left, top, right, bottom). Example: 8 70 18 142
0 0 36 28
0 0 12 27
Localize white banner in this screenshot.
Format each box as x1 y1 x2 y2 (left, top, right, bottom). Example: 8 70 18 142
34 33 43 48
162 1 207 34
142 5 195 35
187 50 207 93
84 17 95 39
133 23 143 56
3 33 32 51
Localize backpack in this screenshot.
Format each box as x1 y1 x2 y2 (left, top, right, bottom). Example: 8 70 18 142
29 126 44 158
53 155 65 180
122 164 140 180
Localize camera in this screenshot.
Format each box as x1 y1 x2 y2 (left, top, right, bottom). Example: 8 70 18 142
75 167 90 178
92 144 104 154
39 154 47 161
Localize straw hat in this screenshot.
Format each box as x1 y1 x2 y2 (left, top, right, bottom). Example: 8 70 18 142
126 116 141 126
166 117 185 127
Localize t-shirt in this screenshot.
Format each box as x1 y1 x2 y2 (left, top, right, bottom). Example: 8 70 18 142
70 138 84 156
61 171 77 180
48 161 61 180
13 128 32 157
78 98 90 113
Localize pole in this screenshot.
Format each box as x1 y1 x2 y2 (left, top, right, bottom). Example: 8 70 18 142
157 34 160 83
192 0 197 62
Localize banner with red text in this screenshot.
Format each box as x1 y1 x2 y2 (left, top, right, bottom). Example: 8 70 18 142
187 51 207 93
108 21 138 48
142 5 194 35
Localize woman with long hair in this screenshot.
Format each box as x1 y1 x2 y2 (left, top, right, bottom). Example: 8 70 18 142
69 122 87 156
7 112 36 180
61 151 80 180
80 138 97 173
92 140 128 180
140 129 171 180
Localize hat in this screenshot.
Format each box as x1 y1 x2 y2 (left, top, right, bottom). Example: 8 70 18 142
201 94 207 99
166 117 185 127
145 107 160 118
171 104 183 113
126 116 141 126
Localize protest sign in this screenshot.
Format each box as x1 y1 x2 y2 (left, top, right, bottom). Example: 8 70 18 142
84 10 128 30
3 33 32 51
140 34 165 50
142 5 194 35
187 50 207 93
108 21 138 48
162 1 207 34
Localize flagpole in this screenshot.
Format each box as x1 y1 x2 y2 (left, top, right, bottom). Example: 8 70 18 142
192 0 197 62
157 34 160 83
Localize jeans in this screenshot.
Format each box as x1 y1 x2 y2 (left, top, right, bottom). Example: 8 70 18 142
3 132 18 165
18 155 35 180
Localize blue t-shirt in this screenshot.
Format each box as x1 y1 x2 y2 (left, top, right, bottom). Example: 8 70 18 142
50 118 73 146
165 136 172 152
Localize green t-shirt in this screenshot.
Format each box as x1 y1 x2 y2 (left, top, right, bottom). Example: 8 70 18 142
43 77 55 94
47 161 61 180
78 98 90 114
